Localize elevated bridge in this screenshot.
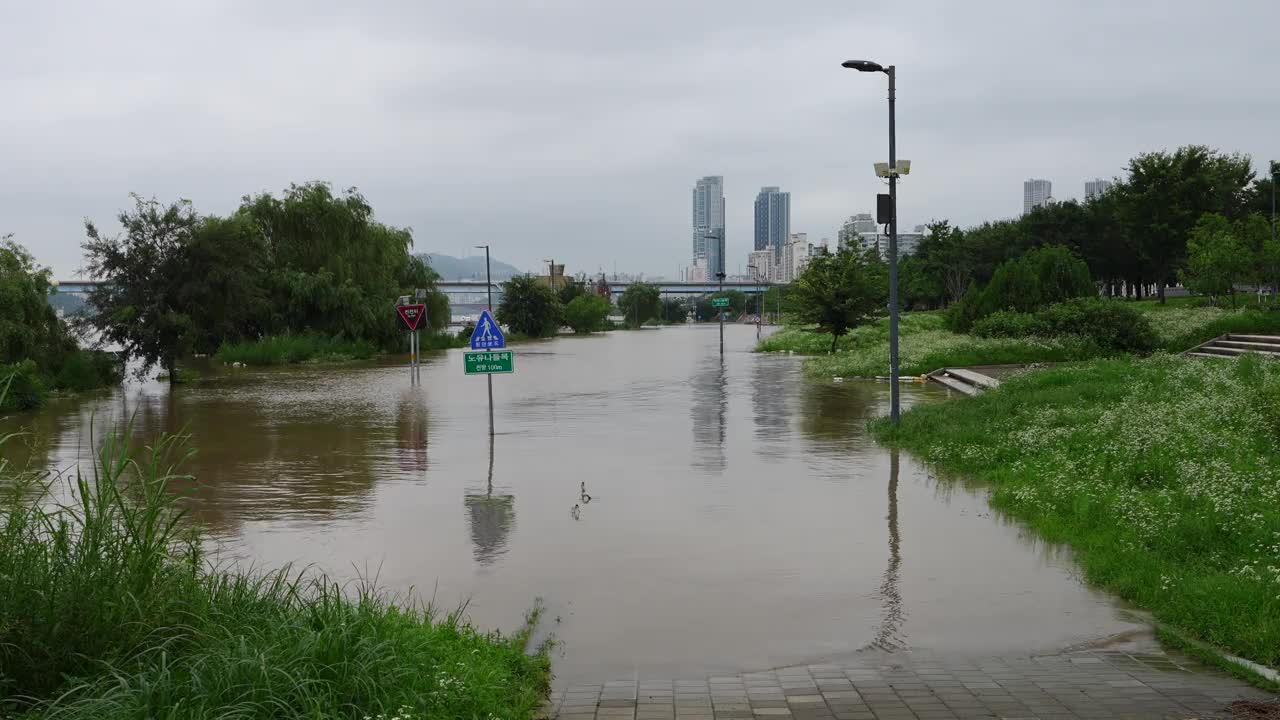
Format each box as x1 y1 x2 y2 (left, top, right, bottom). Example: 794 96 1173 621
54 279 776 300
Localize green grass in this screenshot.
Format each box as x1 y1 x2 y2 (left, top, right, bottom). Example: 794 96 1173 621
873 353 1280 669
759 314 1102 378
759 301 1280 378
0 427 551 719
215 334 378 366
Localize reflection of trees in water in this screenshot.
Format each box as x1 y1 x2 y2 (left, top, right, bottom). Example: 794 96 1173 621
750 357 791 450
464 436 514 566
866 450 906 650
7 377 397 536
797 382 877 452
689 355 727 472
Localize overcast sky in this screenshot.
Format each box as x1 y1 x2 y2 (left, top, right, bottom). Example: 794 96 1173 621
3 1 1278 279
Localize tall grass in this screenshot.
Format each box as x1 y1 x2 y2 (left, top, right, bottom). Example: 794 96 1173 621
874 353 1280 668
0 421 551 718
215 335 377 366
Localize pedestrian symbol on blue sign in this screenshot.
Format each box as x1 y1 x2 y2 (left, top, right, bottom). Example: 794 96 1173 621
470 311 506 350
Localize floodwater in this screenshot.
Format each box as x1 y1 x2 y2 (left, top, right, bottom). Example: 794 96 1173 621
1 324 1144 682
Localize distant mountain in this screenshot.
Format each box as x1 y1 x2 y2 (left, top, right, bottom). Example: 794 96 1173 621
419 253 523 281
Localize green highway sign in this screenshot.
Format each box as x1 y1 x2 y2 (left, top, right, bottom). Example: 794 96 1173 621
464 350 514 375
711 297 730 308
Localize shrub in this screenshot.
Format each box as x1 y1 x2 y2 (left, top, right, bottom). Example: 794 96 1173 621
563 295 611 334
497 276 562 337
0 360 46 411
970 309 1040 338
947 245 1094 331
1035 298 1157 352
973 299 1158 353
53 350 122 392
215 334 376 366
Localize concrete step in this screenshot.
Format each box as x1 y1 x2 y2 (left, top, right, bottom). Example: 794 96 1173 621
1199 344 1280 358
1226 334 1280 344
943 367 1001 389
1218 339 1280 351
1187 352 1232 359
931 373 980 396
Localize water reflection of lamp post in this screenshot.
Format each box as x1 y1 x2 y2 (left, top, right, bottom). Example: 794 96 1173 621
866 449 903 650
842 58 901 424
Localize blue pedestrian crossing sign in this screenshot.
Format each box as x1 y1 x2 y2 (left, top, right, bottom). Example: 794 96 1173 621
470 311 506 350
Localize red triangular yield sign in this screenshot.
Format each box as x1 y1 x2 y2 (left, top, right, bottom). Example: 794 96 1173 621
397 304 426 331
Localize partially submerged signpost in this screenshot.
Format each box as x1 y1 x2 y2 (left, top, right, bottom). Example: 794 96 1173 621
396 300 427 376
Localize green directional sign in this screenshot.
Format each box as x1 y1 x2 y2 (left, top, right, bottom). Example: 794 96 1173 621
711 297 730 308
464 350 514 375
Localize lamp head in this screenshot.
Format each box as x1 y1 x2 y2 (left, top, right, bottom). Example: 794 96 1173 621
842 59 884 73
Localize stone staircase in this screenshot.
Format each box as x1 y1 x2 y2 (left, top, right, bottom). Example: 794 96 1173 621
1186 334 1280 360
927 367 1002 396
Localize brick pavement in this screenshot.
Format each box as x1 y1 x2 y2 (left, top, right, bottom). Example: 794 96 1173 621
540 647 1277 720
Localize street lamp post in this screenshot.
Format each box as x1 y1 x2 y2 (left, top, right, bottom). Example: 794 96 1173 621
1271 160 1277 244
475 244 495 436
843 59 901 425
716 270 726 355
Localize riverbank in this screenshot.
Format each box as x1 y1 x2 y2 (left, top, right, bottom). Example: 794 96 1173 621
872 352 1280 670
0 430 551 719
759 300 1280 379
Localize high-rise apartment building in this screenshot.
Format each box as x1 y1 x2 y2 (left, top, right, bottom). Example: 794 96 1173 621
1085 178 1112 201
747 250 773 282
782 233 812 283
838 213 877 249
754 187 791 263
692 176 725 268
1023 179 1052 215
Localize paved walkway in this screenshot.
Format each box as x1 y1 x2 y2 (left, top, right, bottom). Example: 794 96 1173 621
540 646 1277 720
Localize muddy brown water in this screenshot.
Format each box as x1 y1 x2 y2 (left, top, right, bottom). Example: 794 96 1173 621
1 324 1144 682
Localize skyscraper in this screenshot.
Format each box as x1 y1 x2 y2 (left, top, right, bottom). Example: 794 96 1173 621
753 186 790 265
1023 179 1052 215
692 176 725 270
1085 178 1112 201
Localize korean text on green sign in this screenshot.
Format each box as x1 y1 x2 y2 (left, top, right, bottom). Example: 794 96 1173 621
464 350 514 375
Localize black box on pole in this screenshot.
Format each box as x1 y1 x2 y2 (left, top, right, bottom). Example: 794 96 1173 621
876 193 892 225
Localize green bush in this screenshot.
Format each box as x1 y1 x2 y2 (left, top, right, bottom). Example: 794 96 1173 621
969 309 1039 338
972 298 1158 353
53 350 122 393
0 360 46 411
563 295 611 334
947 245 1094 331
215 334 376 366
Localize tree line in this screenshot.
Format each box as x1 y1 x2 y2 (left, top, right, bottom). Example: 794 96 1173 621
81 183 450 379
898 145 1275 309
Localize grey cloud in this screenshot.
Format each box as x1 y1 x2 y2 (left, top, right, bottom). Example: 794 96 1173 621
1 0 1276 278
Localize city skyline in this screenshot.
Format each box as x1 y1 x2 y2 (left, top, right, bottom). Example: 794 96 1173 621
2 2 1276 279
